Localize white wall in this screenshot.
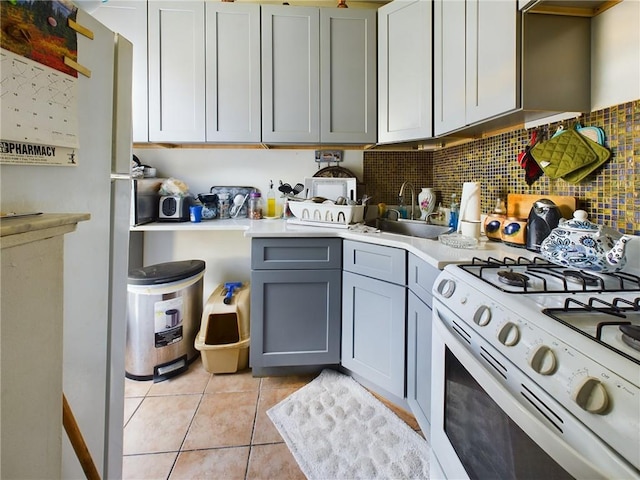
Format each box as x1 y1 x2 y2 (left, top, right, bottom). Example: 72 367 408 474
591 0 640 110
134 147 364 295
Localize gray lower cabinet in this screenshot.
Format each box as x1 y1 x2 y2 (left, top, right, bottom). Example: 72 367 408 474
406 253 441 437
250 238 342 371
341 240 406 398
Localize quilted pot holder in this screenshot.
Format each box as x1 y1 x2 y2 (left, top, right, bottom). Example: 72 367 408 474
531 129 597 179
561 135 611 184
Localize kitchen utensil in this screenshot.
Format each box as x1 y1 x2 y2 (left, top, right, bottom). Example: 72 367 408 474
540 210 631 272
278 181 292 195
292 183 304 196
525 198 562 252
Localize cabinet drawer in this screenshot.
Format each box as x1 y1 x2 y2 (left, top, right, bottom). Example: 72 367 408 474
343 240 406 285
251 238 342 270
407 253 441 309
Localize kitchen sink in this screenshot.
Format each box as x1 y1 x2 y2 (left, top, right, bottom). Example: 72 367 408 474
368 218 453 239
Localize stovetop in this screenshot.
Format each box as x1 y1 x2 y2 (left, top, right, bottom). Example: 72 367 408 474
457 256 640 294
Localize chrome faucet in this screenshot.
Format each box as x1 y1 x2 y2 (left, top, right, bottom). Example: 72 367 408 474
399 182 417 220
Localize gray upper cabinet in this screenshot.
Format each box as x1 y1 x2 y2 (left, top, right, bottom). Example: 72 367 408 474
261 6 320 143
148 1 206 142
433 0 465 136
92 0 148 143
205 3 261 143
378 0 432 144
465 0 518 125
320 8 377 144
434 0 591 137
262 5 376 144
434 0 516 135
148 2 260 143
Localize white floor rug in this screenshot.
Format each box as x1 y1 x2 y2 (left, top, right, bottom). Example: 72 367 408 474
267 369 430 480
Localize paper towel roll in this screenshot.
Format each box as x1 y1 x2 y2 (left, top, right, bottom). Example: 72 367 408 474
459 182 481 223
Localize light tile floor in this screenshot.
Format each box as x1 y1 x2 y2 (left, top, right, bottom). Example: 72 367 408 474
123 357 420 479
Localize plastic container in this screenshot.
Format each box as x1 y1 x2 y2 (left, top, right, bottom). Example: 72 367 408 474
195 282 250 374
126 260 205 382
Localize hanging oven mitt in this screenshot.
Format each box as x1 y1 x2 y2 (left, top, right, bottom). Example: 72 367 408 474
517 130 543 185
530 128 598 179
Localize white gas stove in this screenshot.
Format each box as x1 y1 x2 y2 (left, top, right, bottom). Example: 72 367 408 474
431 240 640 478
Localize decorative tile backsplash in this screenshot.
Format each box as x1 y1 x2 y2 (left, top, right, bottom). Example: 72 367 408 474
364 99 639 235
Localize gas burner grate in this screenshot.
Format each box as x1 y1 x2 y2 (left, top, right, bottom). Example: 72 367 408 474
459 257 640 294
543 296 640 364
497 270 530 287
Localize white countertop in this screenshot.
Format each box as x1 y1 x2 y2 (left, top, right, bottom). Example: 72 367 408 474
133 218 539 269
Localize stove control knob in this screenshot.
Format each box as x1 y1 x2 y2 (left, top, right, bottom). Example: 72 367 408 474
497 322 520 346
436 279 456 298
528 345 556 375
473 305 491 327
572 377 609 414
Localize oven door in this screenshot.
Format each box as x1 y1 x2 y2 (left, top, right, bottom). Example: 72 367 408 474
430 299 636 480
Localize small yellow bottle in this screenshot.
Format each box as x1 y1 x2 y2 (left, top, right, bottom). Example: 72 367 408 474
266 180 276 217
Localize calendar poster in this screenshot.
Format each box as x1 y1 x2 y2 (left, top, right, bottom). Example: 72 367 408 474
1 1 80 164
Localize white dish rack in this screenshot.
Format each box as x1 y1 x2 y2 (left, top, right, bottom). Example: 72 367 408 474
287 201 365 228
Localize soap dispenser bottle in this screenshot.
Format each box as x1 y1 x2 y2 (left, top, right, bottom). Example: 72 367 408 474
448 194 459 230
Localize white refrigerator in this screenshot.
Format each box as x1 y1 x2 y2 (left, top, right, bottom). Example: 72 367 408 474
0 8 132 479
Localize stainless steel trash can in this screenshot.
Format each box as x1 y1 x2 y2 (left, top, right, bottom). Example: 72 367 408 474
126 260 205 382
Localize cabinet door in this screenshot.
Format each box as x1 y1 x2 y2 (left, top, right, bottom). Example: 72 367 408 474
250 269 341 368
433 0 466 135
320 9 376 144
92 0 148 143
148 1 205 142
205 3 261 143
407 291 432 437
465 0 518 124
261 6 320 143
342 271 406 397
343 239 406 285
407 253 440 309
378 0 432 143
